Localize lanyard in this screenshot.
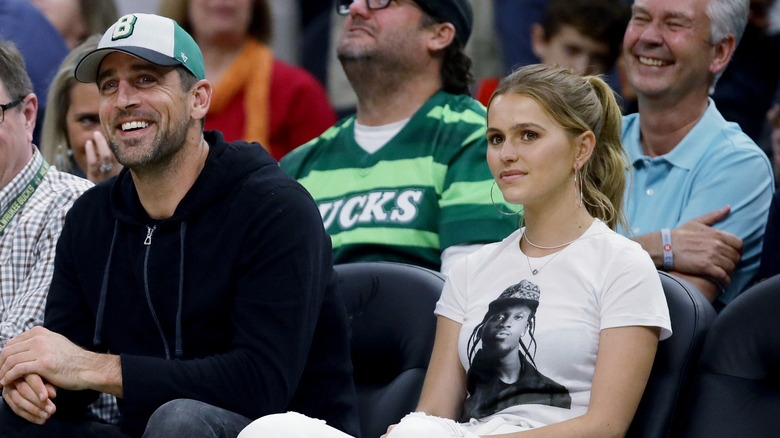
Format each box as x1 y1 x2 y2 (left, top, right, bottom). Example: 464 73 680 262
0 159 50 236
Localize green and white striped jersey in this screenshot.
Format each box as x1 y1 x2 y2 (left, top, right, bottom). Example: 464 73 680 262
281 91 520 270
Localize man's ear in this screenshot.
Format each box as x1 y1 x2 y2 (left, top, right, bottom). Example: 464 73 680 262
22 93 37 143
709 34 736 76
427 22 456 52
190 80 212 122
530 23 548 60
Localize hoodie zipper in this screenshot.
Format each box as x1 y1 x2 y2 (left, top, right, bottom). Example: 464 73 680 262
144 225 156 245
142 224 171 359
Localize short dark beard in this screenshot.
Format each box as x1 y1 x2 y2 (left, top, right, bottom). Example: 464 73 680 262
338 46 419 103
336 16 431 101
109 116 191 175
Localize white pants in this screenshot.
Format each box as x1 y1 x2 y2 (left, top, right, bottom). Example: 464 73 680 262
238 411 532 438
238 412 353 438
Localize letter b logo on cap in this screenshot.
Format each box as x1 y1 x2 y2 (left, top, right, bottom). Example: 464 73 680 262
112 15 138 40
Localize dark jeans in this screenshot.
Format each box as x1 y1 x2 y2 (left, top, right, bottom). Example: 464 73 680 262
142 399 253 438
0 398 252 438
0 399 129 438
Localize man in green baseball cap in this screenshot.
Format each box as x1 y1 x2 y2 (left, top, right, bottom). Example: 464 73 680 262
74 13 205 83
0 13 359 438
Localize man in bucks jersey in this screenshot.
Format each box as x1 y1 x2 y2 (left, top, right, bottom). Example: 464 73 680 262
281 0 518 273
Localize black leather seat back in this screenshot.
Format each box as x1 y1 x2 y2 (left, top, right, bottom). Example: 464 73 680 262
335 262 444 438
675 274 780 437
628 272 717 438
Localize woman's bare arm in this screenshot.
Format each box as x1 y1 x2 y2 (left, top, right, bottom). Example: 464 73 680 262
415 316 468 419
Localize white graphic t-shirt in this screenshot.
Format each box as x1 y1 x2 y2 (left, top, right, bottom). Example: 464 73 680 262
435 220 672 428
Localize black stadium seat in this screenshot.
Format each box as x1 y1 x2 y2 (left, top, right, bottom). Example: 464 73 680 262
334 262 444 438
628 272 717 438
675 274 780 437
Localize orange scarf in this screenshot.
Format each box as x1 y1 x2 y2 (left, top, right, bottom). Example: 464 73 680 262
208 40 273 147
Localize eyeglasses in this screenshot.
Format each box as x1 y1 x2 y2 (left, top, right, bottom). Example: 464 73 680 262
337 0 393 15
0 98 22 123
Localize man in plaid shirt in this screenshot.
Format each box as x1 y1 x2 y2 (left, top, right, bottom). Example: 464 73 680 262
0 40 92 349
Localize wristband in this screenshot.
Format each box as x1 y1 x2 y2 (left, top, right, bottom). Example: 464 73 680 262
661 228 673 270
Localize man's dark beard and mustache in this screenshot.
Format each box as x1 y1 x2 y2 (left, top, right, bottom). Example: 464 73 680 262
337 42 387 84
108 112 190 174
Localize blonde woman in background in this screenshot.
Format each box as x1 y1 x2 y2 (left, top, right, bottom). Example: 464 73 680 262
40 35 122 184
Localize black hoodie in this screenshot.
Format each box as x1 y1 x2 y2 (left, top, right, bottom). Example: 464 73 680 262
44 131 359 436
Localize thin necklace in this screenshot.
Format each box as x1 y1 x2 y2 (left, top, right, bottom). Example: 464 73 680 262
523 231 579 250
523 247 565 276
521 233 569 276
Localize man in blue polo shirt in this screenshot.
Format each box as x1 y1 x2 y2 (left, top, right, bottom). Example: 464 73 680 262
620 0 773 308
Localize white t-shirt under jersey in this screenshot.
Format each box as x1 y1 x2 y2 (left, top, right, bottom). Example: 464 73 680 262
436 219 672 428
353 118 410 154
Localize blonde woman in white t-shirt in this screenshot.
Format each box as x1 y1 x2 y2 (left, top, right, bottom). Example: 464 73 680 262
381 64 671 437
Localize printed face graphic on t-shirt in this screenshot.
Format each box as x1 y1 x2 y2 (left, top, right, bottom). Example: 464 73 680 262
461 279 572 421
482 304 531 357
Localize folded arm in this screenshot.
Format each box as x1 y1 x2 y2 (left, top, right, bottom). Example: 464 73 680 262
633 206 742 301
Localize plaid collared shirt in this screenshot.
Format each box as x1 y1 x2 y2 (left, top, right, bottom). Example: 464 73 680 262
89 393 121 425
0 149 121 424
0 148 92 348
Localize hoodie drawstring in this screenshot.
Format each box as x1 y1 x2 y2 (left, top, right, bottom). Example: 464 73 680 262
175 222 186 358
94 221 187 359
93 220 119 348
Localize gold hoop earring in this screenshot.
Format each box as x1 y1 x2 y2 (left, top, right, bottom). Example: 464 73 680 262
491 180 522 216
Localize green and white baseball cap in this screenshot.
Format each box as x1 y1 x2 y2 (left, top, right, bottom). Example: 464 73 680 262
75 13 205 83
